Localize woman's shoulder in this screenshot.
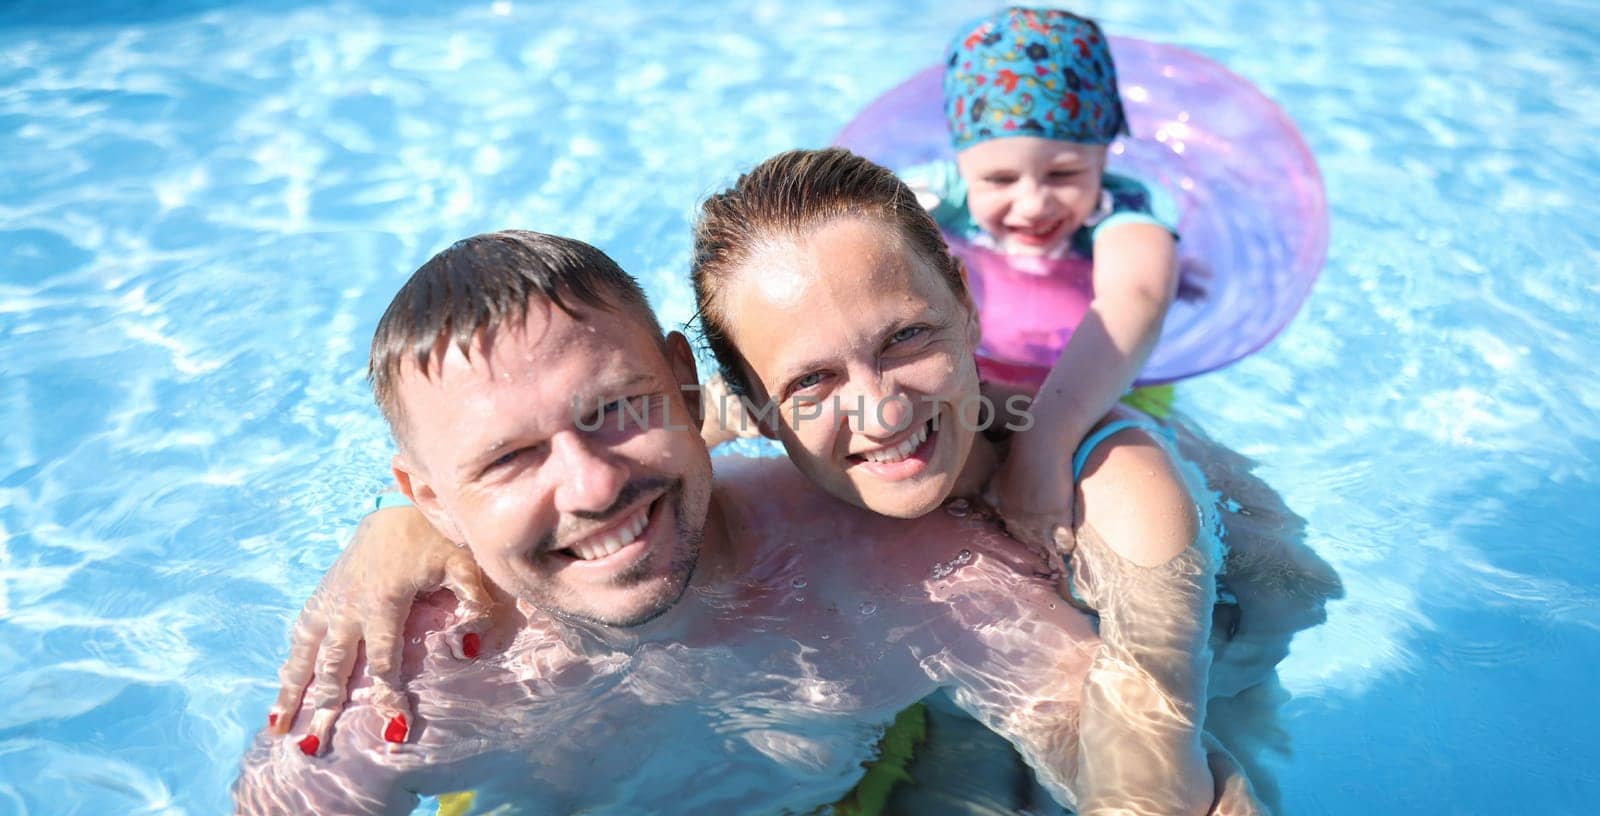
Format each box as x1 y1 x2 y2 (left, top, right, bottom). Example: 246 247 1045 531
1075 408 1199 568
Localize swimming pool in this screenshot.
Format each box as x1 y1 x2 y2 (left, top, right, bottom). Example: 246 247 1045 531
2 0 1597 812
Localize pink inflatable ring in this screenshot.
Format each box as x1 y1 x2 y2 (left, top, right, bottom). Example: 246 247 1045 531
833 37 1328 387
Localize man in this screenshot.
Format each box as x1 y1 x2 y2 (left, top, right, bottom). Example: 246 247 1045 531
233 230 1112 814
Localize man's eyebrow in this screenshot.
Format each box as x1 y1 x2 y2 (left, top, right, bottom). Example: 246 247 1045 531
566 372 665 415
581 372 656 399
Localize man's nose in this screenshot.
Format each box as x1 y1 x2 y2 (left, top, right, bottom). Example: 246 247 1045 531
549 432 629 515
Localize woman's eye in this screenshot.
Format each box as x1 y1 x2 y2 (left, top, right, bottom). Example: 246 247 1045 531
783 371 828 399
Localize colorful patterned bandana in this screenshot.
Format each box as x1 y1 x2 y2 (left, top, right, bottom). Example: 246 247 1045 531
944 7 1129 150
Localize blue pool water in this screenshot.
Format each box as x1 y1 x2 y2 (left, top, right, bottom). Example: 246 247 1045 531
2 0 1597 813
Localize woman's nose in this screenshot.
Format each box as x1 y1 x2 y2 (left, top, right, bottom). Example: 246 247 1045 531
843 378 914 439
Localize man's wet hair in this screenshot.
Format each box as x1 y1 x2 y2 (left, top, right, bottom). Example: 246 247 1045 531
369 230 662 442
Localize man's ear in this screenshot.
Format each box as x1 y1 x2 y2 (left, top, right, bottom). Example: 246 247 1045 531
392 454 464 543
665 331 704 431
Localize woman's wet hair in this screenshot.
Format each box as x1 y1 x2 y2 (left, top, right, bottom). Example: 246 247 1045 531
370 229 660 443
691 147 969 395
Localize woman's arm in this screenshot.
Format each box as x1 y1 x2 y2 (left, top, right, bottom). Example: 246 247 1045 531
1069 425 1232 815
267 502 494 753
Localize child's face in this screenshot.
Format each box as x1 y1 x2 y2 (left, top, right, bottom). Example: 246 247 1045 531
955 136 1109 255
718 216 984 519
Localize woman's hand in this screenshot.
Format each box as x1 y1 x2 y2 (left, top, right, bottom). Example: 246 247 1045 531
266 504 493 755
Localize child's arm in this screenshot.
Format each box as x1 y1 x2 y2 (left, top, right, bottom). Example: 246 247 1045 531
1045 221 1178 443
989 222 1177 551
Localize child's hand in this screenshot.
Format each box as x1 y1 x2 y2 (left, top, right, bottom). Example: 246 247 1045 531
267 505 494 755
986 446 1078 565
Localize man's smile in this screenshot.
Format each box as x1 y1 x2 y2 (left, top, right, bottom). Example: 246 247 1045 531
550 495 661 565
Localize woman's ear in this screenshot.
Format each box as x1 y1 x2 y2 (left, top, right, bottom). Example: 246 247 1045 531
952 258 982 348
964 300 982 351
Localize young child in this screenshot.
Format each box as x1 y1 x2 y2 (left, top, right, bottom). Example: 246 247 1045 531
904 7 1182 552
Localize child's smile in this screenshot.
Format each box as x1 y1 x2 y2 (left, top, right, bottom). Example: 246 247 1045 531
956 136 1109 256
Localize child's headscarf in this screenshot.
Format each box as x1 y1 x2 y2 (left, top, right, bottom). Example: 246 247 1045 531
944 7 1129 150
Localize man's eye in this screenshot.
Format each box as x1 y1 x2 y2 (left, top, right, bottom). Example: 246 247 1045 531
489 448 524 469
588 394 662 433
888 326 925 345
593 395 641 422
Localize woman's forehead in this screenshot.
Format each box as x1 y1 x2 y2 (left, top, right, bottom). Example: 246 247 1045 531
733 218 944 311
722 219 953 373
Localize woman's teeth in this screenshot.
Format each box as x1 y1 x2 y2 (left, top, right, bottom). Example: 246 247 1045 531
564 505 650 561
861 421 931 464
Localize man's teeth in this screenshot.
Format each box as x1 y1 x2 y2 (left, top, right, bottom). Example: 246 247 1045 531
861 421 931 464
565 506 650 561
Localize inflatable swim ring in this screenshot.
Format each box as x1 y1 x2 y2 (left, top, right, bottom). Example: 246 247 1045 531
832 37 1327 387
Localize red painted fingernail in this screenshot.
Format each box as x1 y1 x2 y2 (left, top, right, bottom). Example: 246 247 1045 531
384 714 408 744
463 633 481 659
268 713 278 729
297 735 320 756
